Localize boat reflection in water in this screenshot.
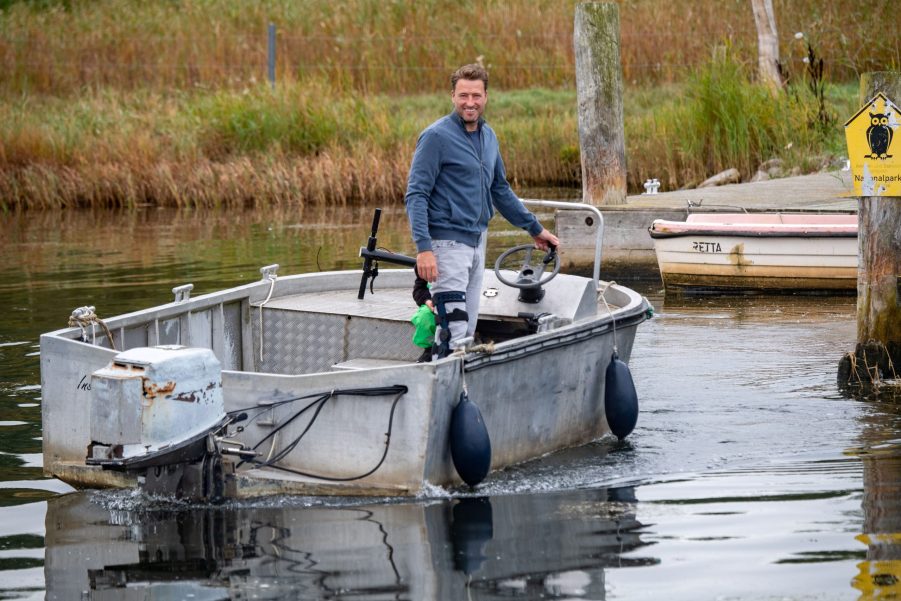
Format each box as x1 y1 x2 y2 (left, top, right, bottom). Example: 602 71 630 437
44 487 655 600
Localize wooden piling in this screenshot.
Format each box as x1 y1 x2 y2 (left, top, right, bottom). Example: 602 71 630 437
838 72 901 390
573 2 626 206
750 0 783 93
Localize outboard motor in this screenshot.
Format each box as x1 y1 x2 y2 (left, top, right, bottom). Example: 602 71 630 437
87 345 235 500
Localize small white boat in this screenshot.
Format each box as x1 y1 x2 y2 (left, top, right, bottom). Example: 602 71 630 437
40 201 651 500
648 212 858 292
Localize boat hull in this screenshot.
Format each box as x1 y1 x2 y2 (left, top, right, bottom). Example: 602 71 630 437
41 269 648 497
649 213 857 292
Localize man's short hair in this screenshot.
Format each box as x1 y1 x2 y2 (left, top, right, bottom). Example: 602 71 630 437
451 64 489 91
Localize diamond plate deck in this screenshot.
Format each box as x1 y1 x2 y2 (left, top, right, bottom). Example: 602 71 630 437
265 287 417 322
253 287 421 374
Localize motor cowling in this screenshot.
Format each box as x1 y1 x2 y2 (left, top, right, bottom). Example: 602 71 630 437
88 345 225 464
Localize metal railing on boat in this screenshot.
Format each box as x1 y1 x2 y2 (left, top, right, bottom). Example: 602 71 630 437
521 199 604 291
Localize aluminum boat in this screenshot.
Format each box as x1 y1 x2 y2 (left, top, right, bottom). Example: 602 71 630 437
40 201 650 499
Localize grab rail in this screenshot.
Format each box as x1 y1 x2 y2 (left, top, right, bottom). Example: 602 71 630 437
521 200 604 291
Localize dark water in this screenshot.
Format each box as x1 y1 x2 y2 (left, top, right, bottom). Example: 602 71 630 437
0 206 899 600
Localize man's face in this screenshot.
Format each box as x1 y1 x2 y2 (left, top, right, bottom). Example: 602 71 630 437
452 79 487 129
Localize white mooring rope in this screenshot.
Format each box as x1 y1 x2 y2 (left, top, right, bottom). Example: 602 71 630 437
597 281 618 354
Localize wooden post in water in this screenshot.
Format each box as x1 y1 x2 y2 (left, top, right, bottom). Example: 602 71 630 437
573 2 626 206
838 72 901 390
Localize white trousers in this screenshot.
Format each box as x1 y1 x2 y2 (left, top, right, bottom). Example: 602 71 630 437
430 233 487 346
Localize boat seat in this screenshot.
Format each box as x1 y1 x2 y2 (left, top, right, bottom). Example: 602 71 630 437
331 358 415 371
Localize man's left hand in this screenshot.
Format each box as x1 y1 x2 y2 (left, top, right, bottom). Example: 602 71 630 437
532 228 560 251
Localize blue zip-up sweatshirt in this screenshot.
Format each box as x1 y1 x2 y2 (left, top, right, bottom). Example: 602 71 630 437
405 112 542 253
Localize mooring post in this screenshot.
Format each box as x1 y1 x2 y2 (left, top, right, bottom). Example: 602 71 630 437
573 2 626 206
268 22 277 91
838 71 901 389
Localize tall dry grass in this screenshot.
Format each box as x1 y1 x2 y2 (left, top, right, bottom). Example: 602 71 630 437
1 0 896 95
0 155 416 210
625 52 858 190
0 85 579 209
0 70 858 211
0 0 893 209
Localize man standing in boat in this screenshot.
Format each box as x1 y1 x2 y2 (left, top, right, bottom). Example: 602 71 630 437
405 63 560 358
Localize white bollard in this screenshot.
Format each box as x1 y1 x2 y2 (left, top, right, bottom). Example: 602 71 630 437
643 178 660 194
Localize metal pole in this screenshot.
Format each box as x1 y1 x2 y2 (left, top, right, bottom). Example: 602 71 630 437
267 22 276 90
522 199 605 291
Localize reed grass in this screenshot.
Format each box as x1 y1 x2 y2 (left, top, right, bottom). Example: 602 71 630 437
0 70 858 210
626 51 858 189
0 0 887 209
0 85 573 209
1 0 895 94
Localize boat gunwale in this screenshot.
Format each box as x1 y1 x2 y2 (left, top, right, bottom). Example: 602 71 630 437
649 213 858 240
463 295 649 371
649 228 857 239
42 268 650 375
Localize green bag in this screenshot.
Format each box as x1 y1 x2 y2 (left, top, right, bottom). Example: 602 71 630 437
411 304 437 348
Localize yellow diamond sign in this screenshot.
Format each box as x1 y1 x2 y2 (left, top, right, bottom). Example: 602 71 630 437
844 92 901 196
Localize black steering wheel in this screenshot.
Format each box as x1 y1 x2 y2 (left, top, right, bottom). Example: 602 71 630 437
493 244 561 290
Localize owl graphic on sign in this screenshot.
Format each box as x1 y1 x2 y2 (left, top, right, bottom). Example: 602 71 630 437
865 111 894 160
